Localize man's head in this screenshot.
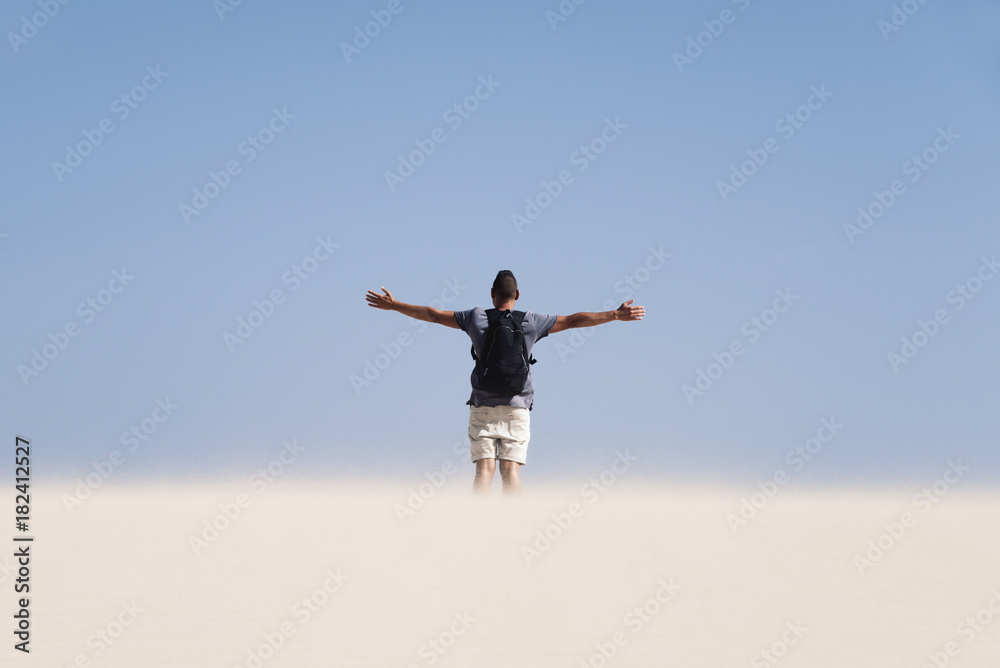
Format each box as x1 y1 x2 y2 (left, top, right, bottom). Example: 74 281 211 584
491 270 519 310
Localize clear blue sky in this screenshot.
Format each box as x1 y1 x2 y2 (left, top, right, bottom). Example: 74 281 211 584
2 0 998 485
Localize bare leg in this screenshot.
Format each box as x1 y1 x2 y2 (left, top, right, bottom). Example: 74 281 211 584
499 460 521 496
473 458 496 495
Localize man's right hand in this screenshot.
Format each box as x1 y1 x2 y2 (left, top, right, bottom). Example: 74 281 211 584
366 287 397 310
615 299 645 322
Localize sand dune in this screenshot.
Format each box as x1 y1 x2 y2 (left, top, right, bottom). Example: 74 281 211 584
8 479 1000 667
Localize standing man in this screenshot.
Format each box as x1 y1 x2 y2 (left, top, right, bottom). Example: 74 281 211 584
365 270 644 495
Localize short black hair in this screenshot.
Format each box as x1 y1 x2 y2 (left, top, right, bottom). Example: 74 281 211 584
492 270 517 302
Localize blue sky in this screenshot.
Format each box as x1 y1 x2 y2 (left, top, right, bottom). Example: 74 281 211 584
2 0 998 486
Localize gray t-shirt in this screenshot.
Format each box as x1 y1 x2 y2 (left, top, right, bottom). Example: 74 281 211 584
454 307 557 410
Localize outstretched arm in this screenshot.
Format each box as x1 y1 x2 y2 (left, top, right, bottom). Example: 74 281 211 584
365 287 460 329
549 300 645 334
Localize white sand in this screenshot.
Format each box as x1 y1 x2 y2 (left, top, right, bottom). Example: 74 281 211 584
7 479 1000 667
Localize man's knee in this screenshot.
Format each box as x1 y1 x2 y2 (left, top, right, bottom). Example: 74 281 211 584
498 460 520 477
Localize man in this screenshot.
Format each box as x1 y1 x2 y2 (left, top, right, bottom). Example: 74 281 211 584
365 270 644 495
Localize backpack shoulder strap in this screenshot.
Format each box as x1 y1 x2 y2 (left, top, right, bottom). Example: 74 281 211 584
472 308 501 361
509 310 536 365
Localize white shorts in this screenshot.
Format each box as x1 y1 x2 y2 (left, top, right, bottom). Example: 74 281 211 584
468 405 530 464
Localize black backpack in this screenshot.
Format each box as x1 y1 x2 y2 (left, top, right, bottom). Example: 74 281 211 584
471 309 536 395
